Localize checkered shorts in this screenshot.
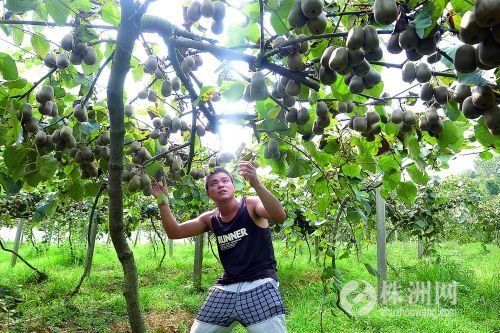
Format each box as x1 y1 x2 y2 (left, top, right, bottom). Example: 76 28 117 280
195 281 286 327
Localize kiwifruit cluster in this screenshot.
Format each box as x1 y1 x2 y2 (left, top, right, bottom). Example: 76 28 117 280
264 139 280 159
151 115 189 141
186 0 226 34
244 71 269 102
129 141 153 164
455 84 499 135
373 0 398 26
388 108 421 135
60 33 98 66
419 83 453 105
122 165 154 195
43 51 69 69
284 106 310 125
388 23 441 61
163 150 184 180
272 34 309 58
319 26 382 94
50 125 77 152
94 130 111 162
312 101 330 135
217 151 235 164
287 0 327 35
457 2 500 69
208 156 221 168
17 103 39 133
402 62 432 83
271 76 298 108
180 55 202 75
35 85 58 117
190 167 207 180
418 107 444 136
71 145 99 178
125 104 134 117
348 110 381 141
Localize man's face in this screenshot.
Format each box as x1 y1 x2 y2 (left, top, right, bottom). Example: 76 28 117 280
205 172 235 202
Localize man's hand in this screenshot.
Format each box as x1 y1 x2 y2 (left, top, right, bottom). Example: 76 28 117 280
239 161 260 188
152 176 168 201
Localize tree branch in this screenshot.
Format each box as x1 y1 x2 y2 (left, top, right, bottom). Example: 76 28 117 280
0 238 47 280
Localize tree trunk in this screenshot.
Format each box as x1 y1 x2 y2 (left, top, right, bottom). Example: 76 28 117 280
194 234 204 290
11 219 24 267
168 238 173 257
314 236 320 263
106 1 145 332
376 188 387 302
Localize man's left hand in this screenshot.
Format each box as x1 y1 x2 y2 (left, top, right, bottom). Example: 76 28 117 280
239 161 260 187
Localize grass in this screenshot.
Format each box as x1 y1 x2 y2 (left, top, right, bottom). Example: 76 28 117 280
0 239 498 332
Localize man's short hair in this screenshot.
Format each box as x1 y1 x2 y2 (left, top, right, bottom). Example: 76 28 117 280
205 167 233 191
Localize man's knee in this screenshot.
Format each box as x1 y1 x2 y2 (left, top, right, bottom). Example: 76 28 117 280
245 314 287 333
190 319 236 333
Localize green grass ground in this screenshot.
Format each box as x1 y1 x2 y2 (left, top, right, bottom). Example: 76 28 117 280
0 239 498 332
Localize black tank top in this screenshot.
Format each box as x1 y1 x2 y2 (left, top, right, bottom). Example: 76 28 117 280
211 197 278 284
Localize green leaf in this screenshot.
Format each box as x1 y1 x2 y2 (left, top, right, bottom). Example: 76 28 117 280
243 23 260 42
30 34 50 58
342 163 360 178
101 2 121 26
44 0 70 25
270 13 289 35
443 100 461 121
81 119 100 135
4 145 26 175
450 0 473 15
0 172 23 195
36 154 58 179
397 181 418 204
479 151 493 160
220 81 245 102
70 0 92 12
414 2 434 38
475 119 500 149
12 26 24 46
323 139 340 154
406 164 429 185
6 0 39 11
364 263 380 278
437 120 464 151
68 181 85 201
286 151 312 178
0 53 19 80
404 135 425 172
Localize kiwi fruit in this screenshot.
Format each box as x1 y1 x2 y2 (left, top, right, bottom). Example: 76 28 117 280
128 175 141 192
401 62 416 83
285 107 298 123
454 44 477 73
200 0 215 18
38 101 53 116
366 111 380 125
475 47 495 70
18 103 33 120
148 90 158 103
69 51 84 65
83 47 98 66
363 46 383 62
44 52 57 68
211 1 226 21
316 101 328 117
415 62 432 83
482 105 500 133
297 107 310 125
318 66 338 84
402 110 416 125
307 13 327 35
285 80 301 96
34 131 48 145
399 24 419 50
425 107 440 124
73 41 87 53
170 117 182 133
158 133 168 145
343 72 354 86
187 1 202 22
56 53 70 69
348 49 365 67
288 0 307 29
349 75 365 94
459 11 489 44
196 124 206 136
477 35 500 67
211 20 224 35
363 68 382 88
386 33 403 54
180 120 189 132
61 34 74 51
74 104 88 122
426 51 441 64
405 49 423 61
419 115 430 131
161 80 172 97
453 83 471 103
272 82 285 99
429 119 444 133
282 95 296 107
362 25 379 52
391 108 404 124
461 96 484 119
346 26 364 51
433 86 452 105
169 78 180 92
353 116 368 131
373 0 398 25
144 55 158 74
321 46 335 68
420 83 434 101
301 0 323 19
288 52 305 71
474 0 500 28
471 85 495 109
353 59 371 77
36 85 54 103
328 47 349 72
416 37 437 56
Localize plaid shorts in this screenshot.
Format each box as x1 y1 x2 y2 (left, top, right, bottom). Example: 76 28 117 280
195 279 286 328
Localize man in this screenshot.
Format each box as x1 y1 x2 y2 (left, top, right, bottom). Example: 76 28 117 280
151 161 287 332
